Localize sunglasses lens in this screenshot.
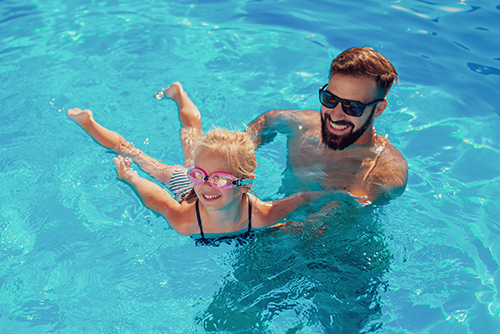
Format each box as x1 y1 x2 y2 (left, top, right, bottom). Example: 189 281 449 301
342 101 364 117
320 85 368 117
320 91 338 109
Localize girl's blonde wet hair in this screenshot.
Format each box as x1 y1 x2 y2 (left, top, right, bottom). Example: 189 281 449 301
182 127 257 202
193 127 257 180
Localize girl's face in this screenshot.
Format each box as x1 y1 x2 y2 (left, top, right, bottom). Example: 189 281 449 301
192 153 246 212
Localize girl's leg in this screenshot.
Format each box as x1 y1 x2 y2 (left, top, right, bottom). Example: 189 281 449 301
67 108 179 184
67 108 127 150
159 82 204 167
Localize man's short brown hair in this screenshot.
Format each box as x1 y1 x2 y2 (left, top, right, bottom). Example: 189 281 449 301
329 47 398 97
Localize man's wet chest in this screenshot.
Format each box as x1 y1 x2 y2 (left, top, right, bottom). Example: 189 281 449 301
285 135 376 187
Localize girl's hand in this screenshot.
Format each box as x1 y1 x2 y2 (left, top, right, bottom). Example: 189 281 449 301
113 155 137 181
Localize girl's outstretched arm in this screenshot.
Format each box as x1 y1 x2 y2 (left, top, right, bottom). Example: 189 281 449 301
113 156 178 212
113 156 189 232
254 191 344 228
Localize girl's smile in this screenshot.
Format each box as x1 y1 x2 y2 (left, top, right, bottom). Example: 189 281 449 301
193 153 246 212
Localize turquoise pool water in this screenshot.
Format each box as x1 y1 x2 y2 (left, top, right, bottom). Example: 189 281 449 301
1 0 499 332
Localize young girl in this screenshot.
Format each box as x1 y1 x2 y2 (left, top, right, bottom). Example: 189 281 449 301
67 82 319 242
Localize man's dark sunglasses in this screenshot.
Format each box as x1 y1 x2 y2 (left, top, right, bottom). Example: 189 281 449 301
319 84 385 117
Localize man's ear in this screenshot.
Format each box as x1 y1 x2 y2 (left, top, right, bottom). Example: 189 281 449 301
374 100 388 118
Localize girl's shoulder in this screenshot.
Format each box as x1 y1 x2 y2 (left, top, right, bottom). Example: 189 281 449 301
163 198 200 236
249 192 307 229
247 195 284 229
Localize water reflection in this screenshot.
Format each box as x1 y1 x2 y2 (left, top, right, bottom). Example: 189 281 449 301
196 205 392 333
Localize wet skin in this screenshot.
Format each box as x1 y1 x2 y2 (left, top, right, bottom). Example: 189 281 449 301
248 74 408 204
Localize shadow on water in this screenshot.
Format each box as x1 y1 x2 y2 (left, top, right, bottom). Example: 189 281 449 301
195 204 393 333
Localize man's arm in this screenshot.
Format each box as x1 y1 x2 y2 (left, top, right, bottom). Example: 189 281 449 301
364 154 408 205
377 162 408 203
246 109 300 146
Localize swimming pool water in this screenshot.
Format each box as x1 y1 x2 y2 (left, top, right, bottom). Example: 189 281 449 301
1 0 500 332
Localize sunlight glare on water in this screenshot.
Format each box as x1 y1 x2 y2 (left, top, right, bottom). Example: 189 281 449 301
1 0 500 332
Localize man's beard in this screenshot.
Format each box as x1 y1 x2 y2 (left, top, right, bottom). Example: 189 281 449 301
320 110 375 151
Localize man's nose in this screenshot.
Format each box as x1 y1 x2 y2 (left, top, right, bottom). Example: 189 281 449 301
324 103 344 118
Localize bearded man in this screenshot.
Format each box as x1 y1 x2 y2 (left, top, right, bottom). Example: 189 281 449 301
247 47 407 205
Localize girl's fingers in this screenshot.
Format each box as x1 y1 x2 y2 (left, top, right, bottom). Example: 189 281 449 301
113 156 131 167
112 156 135 181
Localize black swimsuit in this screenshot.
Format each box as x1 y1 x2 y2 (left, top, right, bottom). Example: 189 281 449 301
193 195 255 246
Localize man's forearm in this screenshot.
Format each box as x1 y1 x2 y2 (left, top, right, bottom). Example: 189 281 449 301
247 111 281 146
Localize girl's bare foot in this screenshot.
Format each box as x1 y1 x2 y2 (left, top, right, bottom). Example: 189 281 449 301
67 108 93 126
154 82 185 102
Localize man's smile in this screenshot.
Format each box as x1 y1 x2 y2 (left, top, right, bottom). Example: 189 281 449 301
326 114 353 133
329 120 349 131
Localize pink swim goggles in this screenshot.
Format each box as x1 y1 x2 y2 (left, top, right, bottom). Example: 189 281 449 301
187 168 254 189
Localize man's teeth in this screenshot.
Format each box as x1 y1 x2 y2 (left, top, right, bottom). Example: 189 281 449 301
204 194 221 199
330 121 348 130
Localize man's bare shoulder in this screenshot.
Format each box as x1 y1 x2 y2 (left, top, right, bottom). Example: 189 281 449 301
278 109 319 119
370 134 408 200
376 134 407 167
266 109 320 128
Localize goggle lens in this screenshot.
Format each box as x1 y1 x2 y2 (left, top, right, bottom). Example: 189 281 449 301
187 168 248 190
209 174 234 188
188 169 205 184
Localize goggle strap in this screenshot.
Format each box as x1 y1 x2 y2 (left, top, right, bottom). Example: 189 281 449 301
232 178 254 186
